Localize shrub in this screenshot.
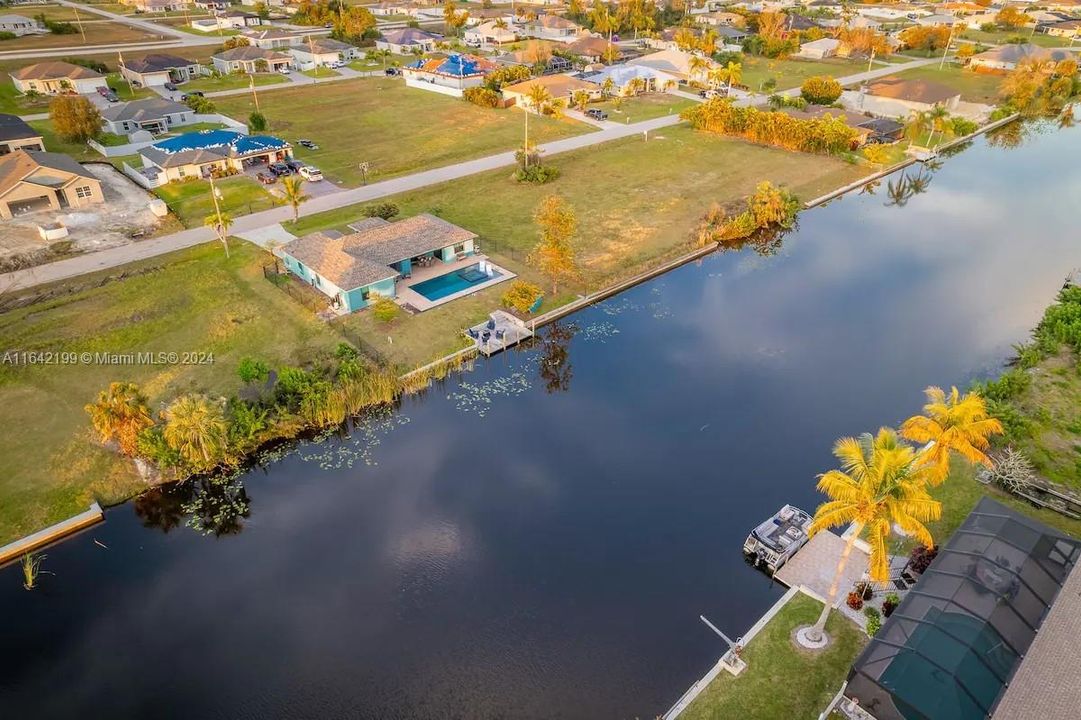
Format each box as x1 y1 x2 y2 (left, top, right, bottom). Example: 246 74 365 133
865 606 883 636
501 280 543 314
682 100 858 155
0 30 17 41
846 591 864 610
515 163 560 184
801 75 843 105
854 580 874 600
370 295 399 322
882 592 900 618
363 202 399 220
62 57 108 74
185 95 216 113
463 86 501 108
862 143 892 164
950 117 978 136
236 357 270 384
249 111 268 131
908 545 938 574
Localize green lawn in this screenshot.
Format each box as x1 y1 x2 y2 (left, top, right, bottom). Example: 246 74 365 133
0 242 347 545
182 72 287 93
590 93 698 123
0 75 52 116
681 593 867 720
0 21 162 50
213 77 592 186
302 67 340 79
894 65 1005 104
348 52 420 71
2 4 91 21
739 56 868 93
155 175 283 227
28 120 100 161
960 29 1075 49
288 124 867 369
104 72 157 101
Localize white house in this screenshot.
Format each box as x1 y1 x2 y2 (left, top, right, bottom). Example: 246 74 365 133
969 43 1072 72
519 14 584 43
119 53 202 87
583 64 679 95
403 54 497 97
376 28 443 54
502 74 601 109
0 14 44 36
626 49 719 84
289 38 360 70
136 129 291 185
242 26 313 49
211 47 293 74
797 37 840 59
100 98 196 135
464 20 517 46
9 61 108 95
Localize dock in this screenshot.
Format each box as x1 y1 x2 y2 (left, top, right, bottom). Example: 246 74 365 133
465 310 534 357
0 502 104 568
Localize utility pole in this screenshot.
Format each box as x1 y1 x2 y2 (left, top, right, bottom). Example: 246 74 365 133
73 5 86 43
208 173 229 258
118 51 134 97
249 74 260 112
939 24 955 71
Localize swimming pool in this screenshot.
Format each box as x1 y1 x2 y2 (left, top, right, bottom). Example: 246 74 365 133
411 263 501 301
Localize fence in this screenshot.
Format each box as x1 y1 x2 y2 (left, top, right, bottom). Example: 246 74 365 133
121 161 159 190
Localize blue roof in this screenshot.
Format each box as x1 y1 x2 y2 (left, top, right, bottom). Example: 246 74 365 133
410 53 488 78
151 129 289 155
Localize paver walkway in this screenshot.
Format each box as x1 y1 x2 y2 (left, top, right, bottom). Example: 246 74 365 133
775 531 869 603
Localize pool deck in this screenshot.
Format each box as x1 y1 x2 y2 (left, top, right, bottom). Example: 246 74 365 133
396 255 515 313
775 531 870 606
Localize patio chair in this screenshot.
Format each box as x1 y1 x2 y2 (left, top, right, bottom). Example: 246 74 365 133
486 318 496 331
481 330 491 343
495 329 505 340
467 328 479 339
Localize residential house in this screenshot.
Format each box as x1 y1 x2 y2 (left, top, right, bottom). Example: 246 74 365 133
0 14 44 36
644 26 704 51
626 49 718 84
857 77 961 115
376 28 443 54
211 47 293 74
0 150 102 219
242 26 313 49
403 54 497 96
697 11 745 27
565 36 613 63
289 38 361 70
280 214 479 312
100 98 196 135
1041 19 1081 38
778 104 905 145
583 64 679 94
464 20 518 46
915 13 966 27
520 14 584 43
784 13 824 33
0 114 44 155
964 11 1001 29
123 0 192 11
190 12 259 32
136 129 291 185
192 0 228 9
969 43 1072 72
9 61 108 95
119 53 202 87
501 74 601 109
714 25 750 45
796 37 840 59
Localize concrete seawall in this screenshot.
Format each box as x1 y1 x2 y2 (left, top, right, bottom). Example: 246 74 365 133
0 503 104 568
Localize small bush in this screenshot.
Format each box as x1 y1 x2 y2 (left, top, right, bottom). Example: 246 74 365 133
236 357 270 384
882 592 900 618
249 111 268 131
908 545 938 574
801 75 843 105
862 143 892 164
514 163 560 184
950 117 978 136
63 56 108 74
363 202 399 220
370 296 399 322
854 580 874 600
0 31 18 41
865 606 883 636
501 280 542 314
185 95 216 113
846 591 864 610
462 86 501 108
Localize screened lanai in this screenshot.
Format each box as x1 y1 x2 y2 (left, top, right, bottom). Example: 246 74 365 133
844 497 1081 720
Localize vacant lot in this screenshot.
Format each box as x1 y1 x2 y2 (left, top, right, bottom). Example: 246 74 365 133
182 71 287 93
895 64 1005 104
681 593 867 720
0 21 164 50
740 56 867 92
213 77 592 185
590 92 698 123
290 124 867 369
0 242 346 545
960 29 1072 49
155 175 283 227
3 4 90 21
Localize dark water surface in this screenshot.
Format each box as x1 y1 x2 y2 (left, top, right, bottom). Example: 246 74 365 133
3 122 1080 719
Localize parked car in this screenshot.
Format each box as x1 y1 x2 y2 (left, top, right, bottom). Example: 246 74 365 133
181 91 204 101
96 86 110 97
385 67 400 76
330 60 344 69
278 67 291 75
285 160 304 173
163 81 178 91
268 162 292 177
256 172 276 185
103 89 119 102
298 139 318 150
585 108 608 121
299 165 323 181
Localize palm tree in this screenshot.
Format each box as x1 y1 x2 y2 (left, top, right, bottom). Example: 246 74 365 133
203 209 234 256
84 382 154 456
601 76 615 99
926 105 950 146
525 82 552 112
721 61 742 95
162 394 230 471
377 48 392 69
901 386 1003 484
688 54 710 85
571 89 591 112
281 175 308 223
906 110 932 145
806 428 941 643
698 28 718 57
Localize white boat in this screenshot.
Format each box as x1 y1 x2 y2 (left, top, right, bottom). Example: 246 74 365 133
742 504 812 574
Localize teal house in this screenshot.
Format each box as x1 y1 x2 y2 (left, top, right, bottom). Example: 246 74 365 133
279 214 477 312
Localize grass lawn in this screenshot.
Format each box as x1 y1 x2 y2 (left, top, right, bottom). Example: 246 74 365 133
104 72 157 101
213 77 592 186
28 120 100 161
0 242 348 545
0 21 163 50
182 72 287 93
3 4 91 21
155 175 283 227
288 124 867 369
739 56 867 93
894 64 1005 104
680 593 867 720
0 75 52 116
302 67 341 79
348 52 420 71
960 29 1074 49
590 93 698 123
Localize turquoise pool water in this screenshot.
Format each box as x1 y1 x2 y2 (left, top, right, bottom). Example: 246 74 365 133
411 263 500 301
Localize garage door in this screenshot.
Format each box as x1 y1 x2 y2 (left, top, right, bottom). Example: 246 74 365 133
6 195 53 217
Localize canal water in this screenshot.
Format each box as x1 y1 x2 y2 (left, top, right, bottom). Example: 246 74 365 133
2 121 1079 719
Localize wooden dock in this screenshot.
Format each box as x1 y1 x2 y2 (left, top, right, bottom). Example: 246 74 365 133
0 502 104 568
465 310 533 356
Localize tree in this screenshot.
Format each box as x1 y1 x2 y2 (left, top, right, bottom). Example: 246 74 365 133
236 357 270 384
222 36 250 50
591 2 621 61
281 175 308 222
800 75 842 105
719 60 742 94
84 382 154 456
836 27 889 58
49 95 101 143
443 0 468 37
806 428 941 643
698 28 719 57
995 6 1027 30
525 82 552 112
203 204 233 257
572 89 592 112
253 1 270 20
335 5 376 42
162 394 230 471
757 11 787 41
901 386 1003 484
248 111 267 131
529 195 579 295
673 26 697 51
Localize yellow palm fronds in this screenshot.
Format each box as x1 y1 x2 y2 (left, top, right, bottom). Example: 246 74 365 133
901 385 1003 483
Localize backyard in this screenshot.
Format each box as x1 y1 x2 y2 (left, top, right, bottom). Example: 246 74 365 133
155 175 283 226
895 64 1005 104
213 77 592 185
590 92 698 123
0 75 52 115
680 592 867 720
287 123 868 369
739 56 868 93
0 242 345 546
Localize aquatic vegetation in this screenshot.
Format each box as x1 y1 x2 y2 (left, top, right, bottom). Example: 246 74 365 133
21 553 44 591
299 407 411 470
448 373 533 417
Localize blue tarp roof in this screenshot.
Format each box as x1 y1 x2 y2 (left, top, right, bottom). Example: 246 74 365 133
411 53 486 78
151 129 288 155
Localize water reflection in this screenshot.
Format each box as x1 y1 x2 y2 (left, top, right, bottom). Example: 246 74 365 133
537 321 577 394
134 474 251 537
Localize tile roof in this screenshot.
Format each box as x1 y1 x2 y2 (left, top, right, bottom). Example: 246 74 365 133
565 36 609 57
282 214 477 290
0 149 91 198
503 73 600 97
865 77 960 104
0 113 40 143
122 53 195 75
973 43 1072 64
380 27 442 45
213 46 292 62
526 14 580 30
100 98 189 123
10 61 103 81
